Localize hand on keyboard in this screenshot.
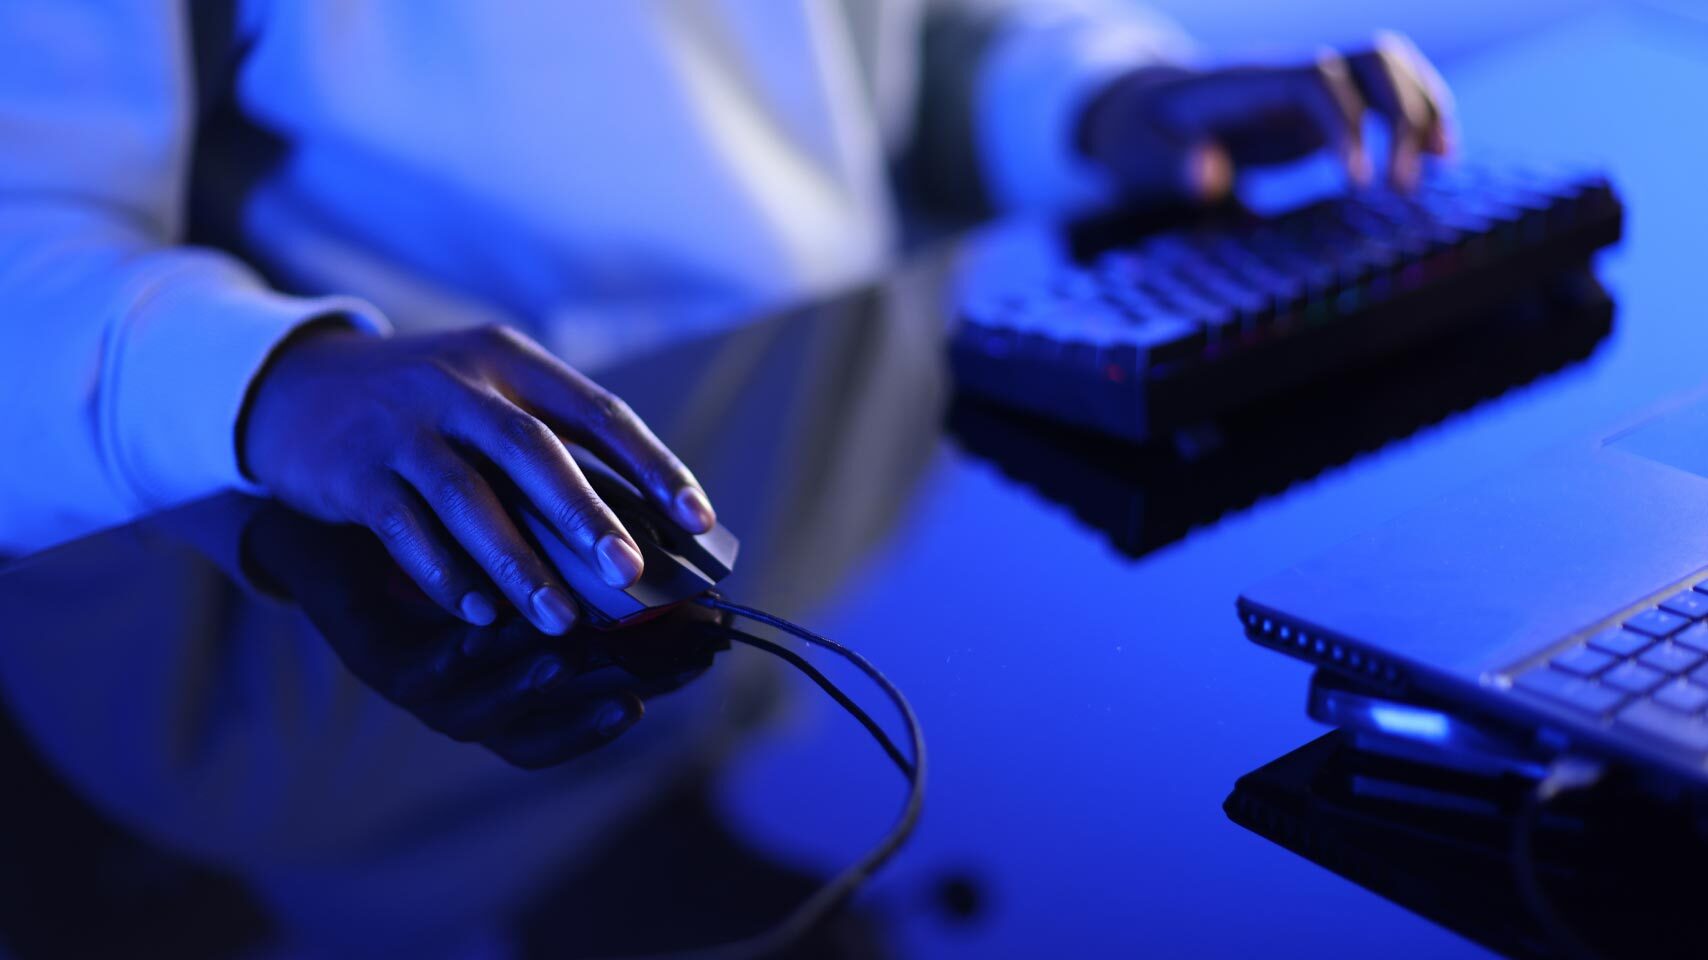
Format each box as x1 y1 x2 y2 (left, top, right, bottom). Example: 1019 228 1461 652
1079 31 1455 200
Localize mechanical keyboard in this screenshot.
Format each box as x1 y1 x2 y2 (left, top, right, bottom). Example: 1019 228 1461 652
950 164 1624 441
949 275 1612 560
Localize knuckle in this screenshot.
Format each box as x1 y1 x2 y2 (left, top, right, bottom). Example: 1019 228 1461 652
584 390 634 431
400 429 453 471
400 356 461 390
471 323 526 352
550 489 609 539
1312 58 1351 95
430 467 481 513
1309 62 1339 96
485 549 530 589
498 410 556 454
1373 30 1417 63
1310 66 1361 120
414 560 455 594
369 499 417 544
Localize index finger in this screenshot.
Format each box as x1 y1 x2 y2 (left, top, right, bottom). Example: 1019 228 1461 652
500 351 716 535
1156 59 1372 187
1347 33 1456 187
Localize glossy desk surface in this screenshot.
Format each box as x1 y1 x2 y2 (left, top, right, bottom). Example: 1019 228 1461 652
4 9 1707 959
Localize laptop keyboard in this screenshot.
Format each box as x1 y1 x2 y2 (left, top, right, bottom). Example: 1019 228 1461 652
1513 587 1708 754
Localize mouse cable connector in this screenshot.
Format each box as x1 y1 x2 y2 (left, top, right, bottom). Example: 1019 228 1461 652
593 594 926 960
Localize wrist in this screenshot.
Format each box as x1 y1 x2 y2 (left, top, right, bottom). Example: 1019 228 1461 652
1076 65 1191 163
236 316 366 484
1076 66 1232 205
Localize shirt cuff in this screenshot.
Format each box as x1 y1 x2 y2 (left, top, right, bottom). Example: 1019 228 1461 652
975 1 1194 213
108 253 390 505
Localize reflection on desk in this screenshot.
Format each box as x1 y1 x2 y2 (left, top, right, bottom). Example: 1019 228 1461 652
950 274 1612 560
0 495 907 957
1226 729 1708 960
0 264 962 958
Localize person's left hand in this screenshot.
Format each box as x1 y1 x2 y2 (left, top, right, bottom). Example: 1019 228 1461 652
1079 31 1456 203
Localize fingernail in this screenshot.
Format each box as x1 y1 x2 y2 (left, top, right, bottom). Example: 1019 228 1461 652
1186 141 1233 203
460 591 497 626
530 586 577 635
1350 149 1373 187
674 487 716 533
595 699 641 738
530 657 564 691
1393 152 1421 192
460 627 494 658
595 534 645 588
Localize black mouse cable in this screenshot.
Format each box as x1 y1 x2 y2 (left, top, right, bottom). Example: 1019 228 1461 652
717 626 915 779
602 594 927 960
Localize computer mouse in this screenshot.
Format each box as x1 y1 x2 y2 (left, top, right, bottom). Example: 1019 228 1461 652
512 445 739 628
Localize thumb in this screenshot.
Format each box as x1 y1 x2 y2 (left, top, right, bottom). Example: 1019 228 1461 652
1099 123 1234 206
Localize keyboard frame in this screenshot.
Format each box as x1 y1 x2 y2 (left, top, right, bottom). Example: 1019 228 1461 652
951 176 1625 442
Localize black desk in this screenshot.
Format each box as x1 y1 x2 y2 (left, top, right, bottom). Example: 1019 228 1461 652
3 9 1706 958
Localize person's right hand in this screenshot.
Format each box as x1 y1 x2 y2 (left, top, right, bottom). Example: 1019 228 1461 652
239 322 717 635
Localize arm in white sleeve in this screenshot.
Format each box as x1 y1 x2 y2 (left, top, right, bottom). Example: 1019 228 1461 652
0 0 387 555
974 0 1194 212
910 0 1192 214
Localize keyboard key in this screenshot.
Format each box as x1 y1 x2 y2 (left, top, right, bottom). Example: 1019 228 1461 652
1638 642 1705 676
1513 668 1627 717
1660 590 1708 620
1049 271 1100 300
948 166 1618 442
1673 622 1708 654
1550 645 1615 677
1617 699 1708 754
1692 661 1708 686
1125 315 1205 367
1587 627 1652 657
1625 608 1690 638
1652 682 1708 714
1602 660 1668 695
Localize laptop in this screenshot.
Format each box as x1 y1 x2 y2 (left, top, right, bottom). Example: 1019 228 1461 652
1239 387 1708 786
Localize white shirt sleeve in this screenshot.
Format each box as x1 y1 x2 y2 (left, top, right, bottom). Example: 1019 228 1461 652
0 0 387 554
974 0 1194 212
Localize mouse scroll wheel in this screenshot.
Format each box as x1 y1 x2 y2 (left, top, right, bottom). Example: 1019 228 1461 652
631 516 662 544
